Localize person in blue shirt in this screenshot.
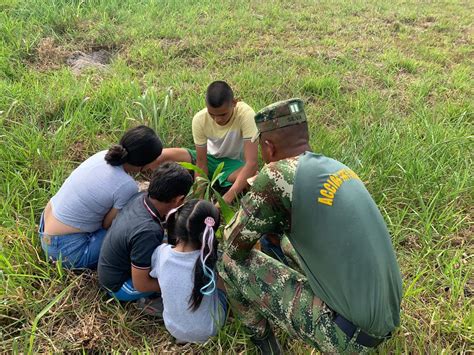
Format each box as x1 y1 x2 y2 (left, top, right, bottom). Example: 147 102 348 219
39 125 163 269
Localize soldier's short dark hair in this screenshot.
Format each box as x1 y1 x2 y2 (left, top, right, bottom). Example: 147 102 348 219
206 81 234 108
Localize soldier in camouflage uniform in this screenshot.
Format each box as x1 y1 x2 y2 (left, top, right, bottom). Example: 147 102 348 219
219 99 402 354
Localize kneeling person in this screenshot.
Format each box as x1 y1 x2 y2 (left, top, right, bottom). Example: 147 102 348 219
98 162 193 302
220 99 402 354
149 81 258 204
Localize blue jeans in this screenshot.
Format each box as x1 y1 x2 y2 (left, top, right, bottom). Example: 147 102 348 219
260 234 289 266
217 288 228 318
39 213 107 269
108 279 156 302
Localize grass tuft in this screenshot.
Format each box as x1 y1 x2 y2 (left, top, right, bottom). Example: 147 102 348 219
302 76 341 100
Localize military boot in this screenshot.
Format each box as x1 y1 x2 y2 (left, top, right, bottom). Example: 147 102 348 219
250 326 282 355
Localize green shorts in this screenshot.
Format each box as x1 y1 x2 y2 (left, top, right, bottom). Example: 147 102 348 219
186 149 244 187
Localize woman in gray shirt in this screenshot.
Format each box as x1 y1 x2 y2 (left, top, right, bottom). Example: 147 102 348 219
39 125 162 269
150 199 227 343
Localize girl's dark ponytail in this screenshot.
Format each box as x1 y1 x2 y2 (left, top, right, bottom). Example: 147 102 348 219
104 144 128 166
188 202 220 311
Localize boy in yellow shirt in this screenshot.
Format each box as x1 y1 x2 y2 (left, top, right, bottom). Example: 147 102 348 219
150 81 258 204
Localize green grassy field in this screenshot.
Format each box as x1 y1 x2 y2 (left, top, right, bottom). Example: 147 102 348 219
1 0 473 353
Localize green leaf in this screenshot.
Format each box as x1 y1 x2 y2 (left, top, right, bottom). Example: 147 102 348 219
28 281 76 354
215 191 236 224
179 162 208 181
210 172 225 189
211 162 225 185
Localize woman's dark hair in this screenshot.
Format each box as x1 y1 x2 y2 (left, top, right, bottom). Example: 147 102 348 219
167 199 221 311
105 125 162 167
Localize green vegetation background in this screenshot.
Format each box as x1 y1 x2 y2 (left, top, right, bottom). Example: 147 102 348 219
0 0 472 353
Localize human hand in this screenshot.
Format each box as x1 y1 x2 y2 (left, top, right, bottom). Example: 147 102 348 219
143 159 160 172
222 190 235 205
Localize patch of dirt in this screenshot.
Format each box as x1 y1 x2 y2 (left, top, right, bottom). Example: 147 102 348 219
66 50 111 75
33 37 114 74
450 224 474 247
67 141 88 163
399 234 422 250
159 37 184 49
464 278 474 298
186 56 205 69
35 37 70 71
342 71 384 93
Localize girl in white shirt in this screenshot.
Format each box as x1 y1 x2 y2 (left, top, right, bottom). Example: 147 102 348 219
150 199 227 343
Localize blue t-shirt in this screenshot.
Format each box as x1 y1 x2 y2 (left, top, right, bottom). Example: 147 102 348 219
51 151 138 232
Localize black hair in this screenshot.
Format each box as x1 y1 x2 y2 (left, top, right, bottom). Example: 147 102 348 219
105 125 163 167
205 81 234 108
166 199 221 311
148 162 193 202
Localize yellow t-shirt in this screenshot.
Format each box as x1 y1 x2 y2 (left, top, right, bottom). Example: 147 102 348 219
192 101 257 160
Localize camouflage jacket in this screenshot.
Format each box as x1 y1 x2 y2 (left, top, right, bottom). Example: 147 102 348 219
224 156 300 261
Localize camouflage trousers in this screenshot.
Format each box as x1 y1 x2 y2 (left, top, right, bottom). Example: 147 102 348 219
219 245 368 353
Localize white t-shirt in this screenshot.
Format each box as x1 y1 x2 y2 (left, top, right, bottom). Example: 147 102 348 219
192 101 257 160
150 244 225 343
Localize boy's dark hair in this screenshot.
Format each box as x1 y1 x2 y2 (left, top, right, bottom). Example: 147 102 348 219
166 199 221 311
148 162 193 202
205 81 234 108
105 125 163 167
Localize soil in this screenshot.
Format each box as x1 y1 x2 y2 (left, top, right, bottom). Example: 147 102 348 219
66 50 111 74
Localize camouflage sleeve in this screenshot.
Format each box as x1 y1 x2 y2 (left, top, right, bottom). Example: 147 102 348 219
224 161 294 261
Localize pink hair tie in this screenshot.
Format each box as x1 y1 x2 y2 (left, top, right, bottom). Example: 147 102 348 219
200 216 216 295
204 217 215 227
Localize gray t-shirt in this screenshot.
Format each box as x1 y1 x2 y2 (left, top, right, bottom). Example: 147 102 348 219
51 151 138 232
150 244 225 343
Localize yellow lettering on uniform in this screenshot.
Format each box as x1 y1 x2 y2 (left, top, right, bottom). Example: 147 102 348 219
330 175 342 187
338 171 348 181
349 170 360 180
318 197 333 206
324 183 336 194
320 189 334 199
327 179 338 190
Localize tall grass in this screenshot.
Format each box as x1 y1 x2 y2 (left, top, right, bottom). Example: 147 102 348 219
1 0 472 352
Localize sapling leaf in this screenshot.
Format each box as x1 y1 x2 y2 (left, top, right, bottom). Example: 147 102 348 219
179 162 208 180
211 162 225 185
210 173 225 189
215 191 236 224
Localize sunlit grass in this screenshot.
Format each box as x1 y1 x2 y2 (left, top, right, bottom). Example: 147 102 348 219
0 0 472 352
